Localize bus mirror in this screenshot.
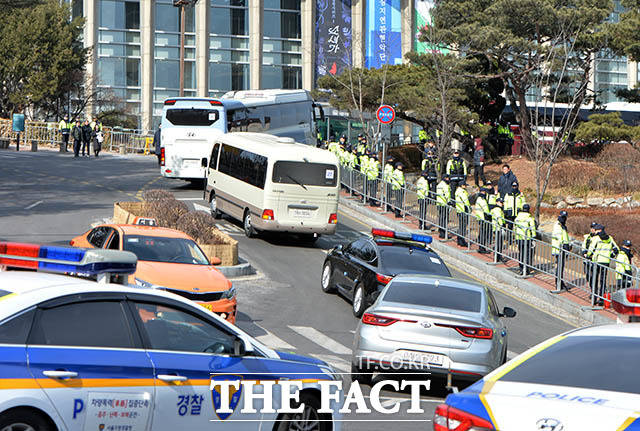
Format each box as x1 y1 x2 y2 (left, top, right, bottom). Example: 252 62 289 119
313 103 325 122
201 158 207 168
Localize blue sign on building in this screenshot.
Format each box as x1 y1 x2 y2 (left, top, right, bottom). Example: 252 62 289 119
365 0 402 68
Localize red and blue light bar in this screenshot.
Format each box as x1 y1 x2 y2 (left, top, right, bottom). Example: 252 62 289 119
371 228 433 245
0 242 137 277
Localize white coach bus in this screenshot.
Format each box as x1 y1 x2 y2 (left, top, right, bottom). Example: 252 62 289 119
159 89 323 181
203 132 339 241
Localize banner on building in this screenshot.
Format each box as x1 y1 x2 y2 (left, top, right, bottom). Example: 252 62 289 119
315 0 352 82
365 0 402 68
414 0 449 54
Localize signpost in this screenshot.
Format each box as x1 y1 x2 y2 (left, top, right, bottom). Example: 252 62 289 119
376 105 395 213
12 113 24 152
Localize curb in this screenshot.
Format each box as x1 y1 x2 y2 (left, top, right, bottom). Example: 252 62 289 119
339 196 613 328
217 256 255 278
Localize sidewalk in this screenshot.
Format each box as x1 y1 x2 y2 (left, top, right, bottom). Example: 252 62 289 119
339 190 617 327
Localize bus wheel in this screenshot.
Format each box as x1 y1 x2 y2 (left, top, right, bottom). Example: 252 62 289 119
243 210 256 238
209 193 222 219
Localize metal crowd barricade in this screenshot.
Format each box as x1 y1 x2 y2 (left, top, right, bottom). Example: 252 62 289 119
338 165 640 311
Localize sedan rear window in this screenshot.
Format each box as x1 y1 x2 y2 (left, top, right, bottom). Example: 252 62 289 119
272 161 338 187
379 246 451 277
165 108 219 126
500 336 640 394
383 282 482 313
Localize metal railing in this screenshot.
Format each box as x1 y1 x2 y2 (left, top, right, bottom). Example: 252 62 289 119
340 165 637 311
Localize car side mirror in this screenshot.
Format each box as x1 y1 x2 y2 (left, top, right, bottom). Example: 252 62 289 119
501 307 516 318
233 335 254 356
201 157 208 168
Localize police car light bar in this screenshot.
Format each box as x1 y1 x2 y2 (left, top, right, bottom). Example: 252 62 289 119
612 288 640 316
0 242 137 283
371 229 433 245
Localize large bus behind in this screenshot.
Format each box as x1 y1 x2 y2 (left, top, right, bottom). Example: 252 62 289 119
160 90 321 181
204 133 339 240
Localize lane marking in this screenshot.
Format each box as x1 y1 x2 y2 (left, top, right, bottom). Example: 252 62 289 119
312 354 351 372
193 203 209 213
289 326 352 355
176 197 203 201
254 327 297 351
24 200 43 210
337 209 578 328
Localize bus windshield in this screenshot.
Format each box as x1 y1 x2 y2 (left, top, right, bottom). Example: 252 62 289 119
165 108 220 126
272 161 337 187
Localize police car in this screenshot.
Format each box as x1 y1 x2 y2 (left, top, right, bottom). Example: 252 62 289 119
0 242 339 431
434 324 640 430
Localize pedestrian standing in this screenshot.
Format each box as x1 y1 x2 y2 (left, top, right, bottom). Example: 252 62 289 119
616 240 633 289
590 228 616 306
503 181 526 231
475 189 490 253
497 164 518 198
153 125 162 164
71 120 82 158
582 222 598 286
514 204 536 275
491 198 506 262
473 139 486 187
367 153 380 206
93 120 103 157
422 150 439 216
455 182 470 247
391 163 405 218
446 149 467 197
81 120 92 157
384 156 395 212
416 171 430 230
486 181 498 209
58 115 71 152
552 210 571 290
436 175 452 238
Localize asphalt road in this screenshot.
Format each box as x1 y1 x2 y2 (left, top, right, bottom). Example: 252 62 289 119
0 149 575 430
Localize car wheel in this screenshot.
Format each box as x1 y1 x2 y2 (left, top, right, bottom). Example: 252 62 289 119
243 210 256 238
209 193 222 219
351 362 372 386
275 392 331 431
352 283 366 317
0 409 53 431
321 262 336 293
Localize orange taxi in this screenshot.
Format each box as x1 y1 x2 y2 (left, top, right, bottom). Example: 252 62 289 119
70 223 237 323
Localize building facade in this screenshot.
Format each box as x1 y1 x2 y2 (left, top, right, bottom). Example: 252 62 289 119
76 0 639 132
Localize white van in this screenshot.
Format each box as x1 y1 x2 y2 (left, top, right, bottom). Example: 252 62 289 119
203 133 339 240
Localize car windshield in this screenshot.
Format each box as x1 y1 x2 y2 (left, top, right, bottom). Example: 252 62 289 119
123 235 209 265
272 161 338 187
378 245 451 277
500 336 640 394
383 281 482 313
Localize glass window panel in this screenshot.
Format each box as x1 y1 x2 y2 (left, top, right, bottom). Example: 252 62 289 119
98 57 126 86
210 50 232 62
263 53 281 65
125 1 139 29
264 11 280 37
156 4 179 32
126 32 141 43
210 36 231 49
231 38 248 49
100 0 124 28
282 66 301 89
264 0 279 8
185 34 196 45
210 6 231 34
262 65 282 89
99 44 125 56
154 90 179 102
100 30 125 43
232 63 248 90
211 0 246 5
72 0 83 19
156 47 179 59
126 58 140 86
155 33 179 46
231 8 247 35
263 39 282 51
185 48 195 59
231 51 248 62
282 40 300 52
184 90 197 97
281 11 300 39
155 60 179 88
281 0 300 10
282 54 300 65
126 89 140 101
185 61 196 89
184 6 195 32
126 45 140 56
209 62 232 91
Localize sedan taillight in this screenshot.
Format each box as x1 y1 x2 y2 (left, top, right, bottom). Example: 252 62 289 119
375 273 393 284
362 312 416 326
435 323 493 339
434 404 495 431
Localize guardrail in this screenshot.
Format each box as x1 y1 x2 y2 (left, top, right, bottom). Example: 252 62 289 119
340 165 638 311
0 119 153 155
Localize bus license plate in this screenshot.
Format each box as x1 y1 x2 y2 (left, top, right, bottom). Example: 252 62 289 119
398 350 445 367
183 159 199 168
292 209 312 218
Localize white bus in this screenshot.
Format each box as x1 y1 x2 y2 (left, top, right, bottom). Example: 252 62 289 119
159 89 323 181
203 132 339 241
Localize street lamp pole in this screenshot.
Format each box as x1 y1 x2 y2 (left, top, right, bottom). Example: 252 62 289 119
173 0 197 97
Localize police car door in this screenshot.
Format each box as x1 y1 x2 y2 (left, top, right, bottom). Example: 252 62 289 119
26 295 155 431
128 298 262 429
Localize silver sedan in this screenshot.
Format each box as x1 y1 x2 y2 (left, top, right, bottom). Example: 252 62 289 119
351 274 516 384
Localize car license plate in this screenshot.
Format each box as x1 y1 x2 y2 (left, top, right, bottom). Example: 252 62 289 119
292 209 312 218
398 350 445 367
182 159 199 168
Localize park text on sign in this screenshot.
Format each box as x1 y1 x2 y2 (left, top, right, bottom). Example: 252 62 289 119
376 105 395 124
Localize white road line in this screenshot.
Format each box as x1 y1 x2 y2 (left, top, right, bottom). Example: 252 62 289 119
24 200 43 210
176 197 203 201
312 354 351 372
289 326 352 355
193 203 209 213
507 350 519 361
254 327 296 351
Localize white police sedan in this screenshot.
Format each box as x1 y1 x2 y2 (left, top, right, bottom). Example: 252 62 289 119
434 324 640 431
0 243 338 431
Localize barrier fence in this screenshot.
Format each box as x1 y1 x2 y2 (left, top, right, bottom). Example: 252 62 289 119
340 165 638 311
0 119 153 155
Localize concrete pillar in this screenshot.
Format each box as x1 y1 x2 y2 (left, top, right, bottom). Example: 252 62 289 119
401 0 413 63
195 0 209 97
249 0 263 89
628 60 638 89
588 53 596 107
351 0 365 68
301 0 314 90
84 0 98 118
140 0 154 132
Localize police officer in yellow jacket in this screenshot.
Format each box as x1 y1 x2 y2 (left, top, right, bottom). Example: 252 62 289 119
436 175 452 238
421 150 439 211
391 163 405 218
491 198 506 261
616 240 633 289
455 182 470 247
504 181 526 230
589 226 616 306
475 189 491 253
552 210 571 290
58 115 71 152
446 149 467 197
416 171 430 230
367 153 380 206
514 204 536 275
384 156 395 212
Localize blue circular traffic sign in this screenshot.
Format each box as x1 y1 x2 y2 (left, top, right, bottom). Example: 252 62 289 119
376 105 395 124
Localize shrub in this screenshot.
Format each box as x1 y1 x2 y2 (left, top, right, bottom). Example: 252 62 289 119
142 189 175 201
175 211 227 244
145 199 189 229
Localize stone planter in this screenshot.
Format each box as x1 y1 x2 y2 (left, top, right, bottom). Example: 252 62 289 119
113 202 238 266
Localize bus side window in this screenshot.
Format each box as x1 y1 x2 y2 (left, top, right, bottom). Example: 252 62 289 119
209 143 220 170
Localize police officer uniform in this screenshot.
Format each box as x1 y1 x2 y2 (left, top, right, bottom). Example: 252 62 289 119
455 182 470 247
616 240 633 289
391 163 405 218
436 175 452 238
416 171 430 230
446 149 467 197
384 157 395 212
491 198 506 261
475 190 490 253
589 227 616 306
58 115 71 152
552 211 571 290
514 204 536 275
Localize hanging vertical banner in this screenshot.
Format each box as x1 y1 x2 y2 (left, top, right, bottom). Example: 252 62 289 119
315 0 352 82
414 0 432 54
365 0 402 68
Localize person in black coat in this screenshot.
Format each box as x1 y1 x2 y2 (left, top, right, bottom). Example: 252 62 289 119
71 120 83 158
153 125 162 164
81 120 92 157
497 164 518 198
